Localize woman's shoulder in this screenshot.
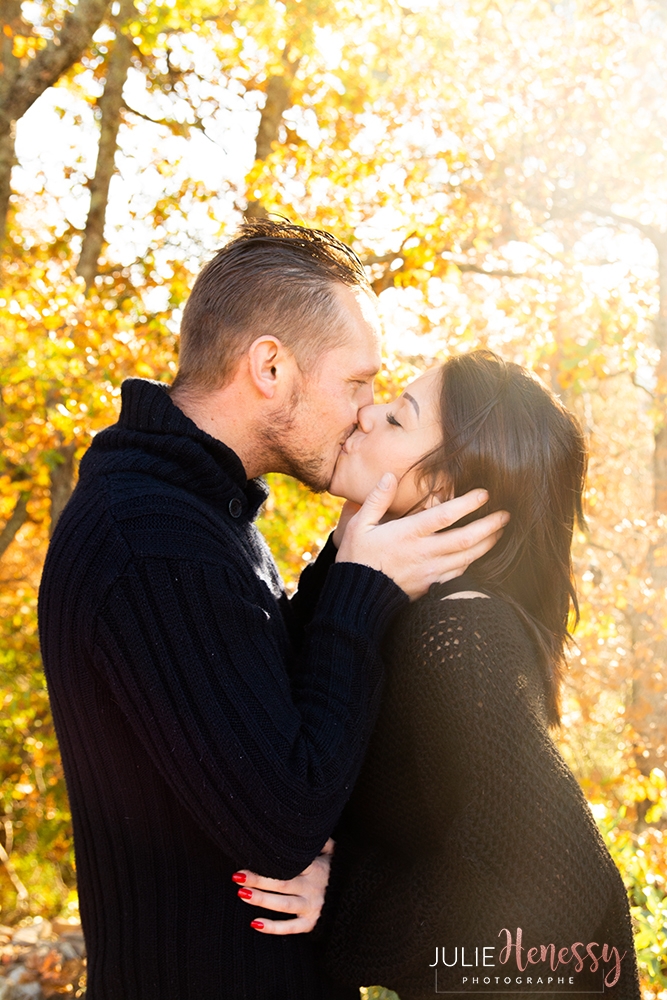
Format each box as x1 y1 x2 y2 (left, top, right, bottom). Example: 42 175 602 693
402 580 529 644
385 584 552 727
387 582 545 683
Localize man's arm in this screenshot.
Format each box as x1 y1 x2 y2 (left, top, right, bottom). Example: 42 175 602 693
282 533 338 648
92 549 406 881
90 481 506 883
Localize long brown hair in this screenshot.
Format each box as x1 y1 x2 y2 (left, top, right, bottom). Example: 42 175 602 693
417 350 587 727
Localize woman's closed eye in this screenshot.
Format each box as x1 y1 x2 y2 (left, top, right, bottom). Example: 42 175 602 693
386 412 402 428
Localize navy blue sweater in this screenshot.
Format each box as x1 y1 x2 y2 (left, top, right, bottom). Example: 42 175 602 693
38 378 407 1000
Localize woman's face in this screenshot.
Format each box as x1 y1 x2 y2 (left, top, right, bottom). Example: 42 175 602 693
329 369 445 518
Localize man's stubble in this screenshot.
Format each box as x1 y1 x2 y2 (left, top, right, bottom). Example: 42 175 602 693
260 385 332 494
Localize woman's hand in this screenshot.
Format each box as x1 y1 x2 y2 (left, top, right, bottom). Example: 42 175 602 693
332 500 361 549
232 838 334 935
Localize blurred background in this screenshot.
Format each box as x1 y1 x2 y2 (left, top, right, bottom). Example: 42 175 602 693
0 0 666 995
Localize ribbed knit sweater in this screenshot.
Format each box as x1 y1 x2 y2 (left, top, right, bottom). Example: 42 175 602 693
38 378 407 1000
319 578 641 1000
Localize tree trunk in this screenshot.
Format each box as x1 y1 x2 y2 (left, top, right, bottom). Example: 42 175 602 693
49 443 77 537
0 131 17 248
0 0 110 248
245 53 299 219
653 236 667 513
626 234 667 815
76 11 134 289
0 0 23 247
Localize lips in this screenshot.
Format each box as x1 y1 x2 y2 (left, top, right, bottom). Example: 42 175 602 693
341 429 362 455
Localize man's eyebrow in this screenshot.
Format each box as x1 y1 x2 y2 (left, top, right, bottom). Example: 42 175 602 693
403 391 420 418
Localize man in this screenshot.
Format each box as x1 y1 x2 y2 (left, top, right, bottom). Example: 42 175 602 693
38 221 506 999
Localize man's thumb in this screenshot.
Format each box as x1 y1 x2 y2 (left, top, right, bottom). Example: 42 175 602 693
356 473 397 525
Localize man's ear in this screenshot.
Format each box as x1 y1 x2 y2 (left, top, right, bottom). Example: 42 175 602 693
247 336 290 400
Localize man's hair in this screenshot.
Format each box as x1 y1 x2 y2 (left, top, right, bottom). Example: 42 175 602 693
171 220 373 394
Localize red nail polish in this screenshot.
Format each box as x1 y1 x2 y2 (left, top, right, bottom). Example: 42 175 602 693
250 920 264 930
237 887 253 900
232 872 246 884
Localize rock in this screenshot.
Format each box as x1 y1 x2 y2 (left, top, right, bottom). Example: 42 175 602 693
56 938 85 960
49 920 81 939
0 967 44 1000
5 984 43 1000
10 923 52 947
0 919 84 999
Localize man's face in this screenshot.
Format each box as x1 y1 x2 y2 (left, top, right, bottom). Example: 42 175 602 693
266 284 382 492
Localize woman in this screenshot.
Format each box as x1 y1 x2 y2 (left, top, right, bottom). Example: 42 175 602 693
237 350 641 999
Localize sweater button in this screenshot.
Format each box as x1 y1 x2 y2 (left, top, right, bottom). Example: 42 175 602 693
228 498 243 518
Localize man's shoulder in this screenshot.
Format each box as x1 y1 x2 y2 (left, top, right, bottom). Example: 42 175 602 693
40 469 285 660
47 466 275 597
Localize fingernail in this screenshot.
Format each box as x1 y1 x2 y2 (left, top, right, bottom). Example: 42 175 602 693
237 888 253 900
378 473 392 490
501 512 510 525
477 490 489 502
250 920 264 930
232 872 246 884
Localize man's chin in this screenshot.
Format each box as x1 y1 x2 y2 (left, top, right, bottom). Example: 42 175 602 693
282 461 333 495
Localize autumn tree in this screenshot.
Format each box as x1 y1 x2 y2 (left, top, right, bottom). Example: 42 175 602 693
0 0 665 991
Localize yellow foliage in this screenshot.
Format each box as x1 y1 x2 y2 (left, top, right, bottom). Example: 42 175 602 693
1 3 666 993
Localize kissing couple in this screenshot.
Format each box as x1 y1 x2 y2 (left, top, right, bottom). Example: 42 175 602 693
39 221 640 999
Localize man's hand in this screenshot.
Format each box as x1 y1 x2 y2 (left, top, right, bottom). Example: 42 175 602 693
232 838 334 935
336 473 509 601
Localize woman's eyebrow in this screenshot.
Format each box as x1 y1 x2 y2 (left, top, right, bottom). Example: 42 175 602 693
402 391 420 418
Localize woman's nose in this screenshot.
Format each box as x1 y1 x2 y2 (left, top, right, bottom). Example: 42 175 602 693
356 402 380 433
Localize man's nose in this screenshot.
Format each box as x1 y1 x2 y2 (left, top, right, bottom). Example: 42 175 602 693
358 381 374 409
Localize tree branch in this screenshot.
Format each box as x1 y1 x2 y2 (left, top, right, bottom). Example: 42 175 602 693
0 491 29 561
455 261 526 279
631 372 654 398
586 204 666 249
0 839 29 913
363 249 526 280
585 539 630 574
0 0 110 127
121 98 213 141
0 0 110 246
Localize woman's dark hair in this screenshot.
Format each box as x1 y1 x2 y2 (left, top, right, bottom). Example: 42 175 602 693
417 349 587 727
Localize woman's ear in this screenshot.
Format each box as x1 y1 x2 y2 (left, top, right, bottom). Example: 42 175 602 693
423 482 453 508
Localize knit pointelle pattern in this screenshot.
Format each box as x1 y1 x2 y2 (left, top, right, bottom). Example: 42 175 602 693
38 378 407 1000
320 584 641 1000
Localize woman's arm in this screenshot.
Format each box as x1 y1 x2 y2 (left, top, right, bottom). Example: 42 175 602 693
232 839 334 934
